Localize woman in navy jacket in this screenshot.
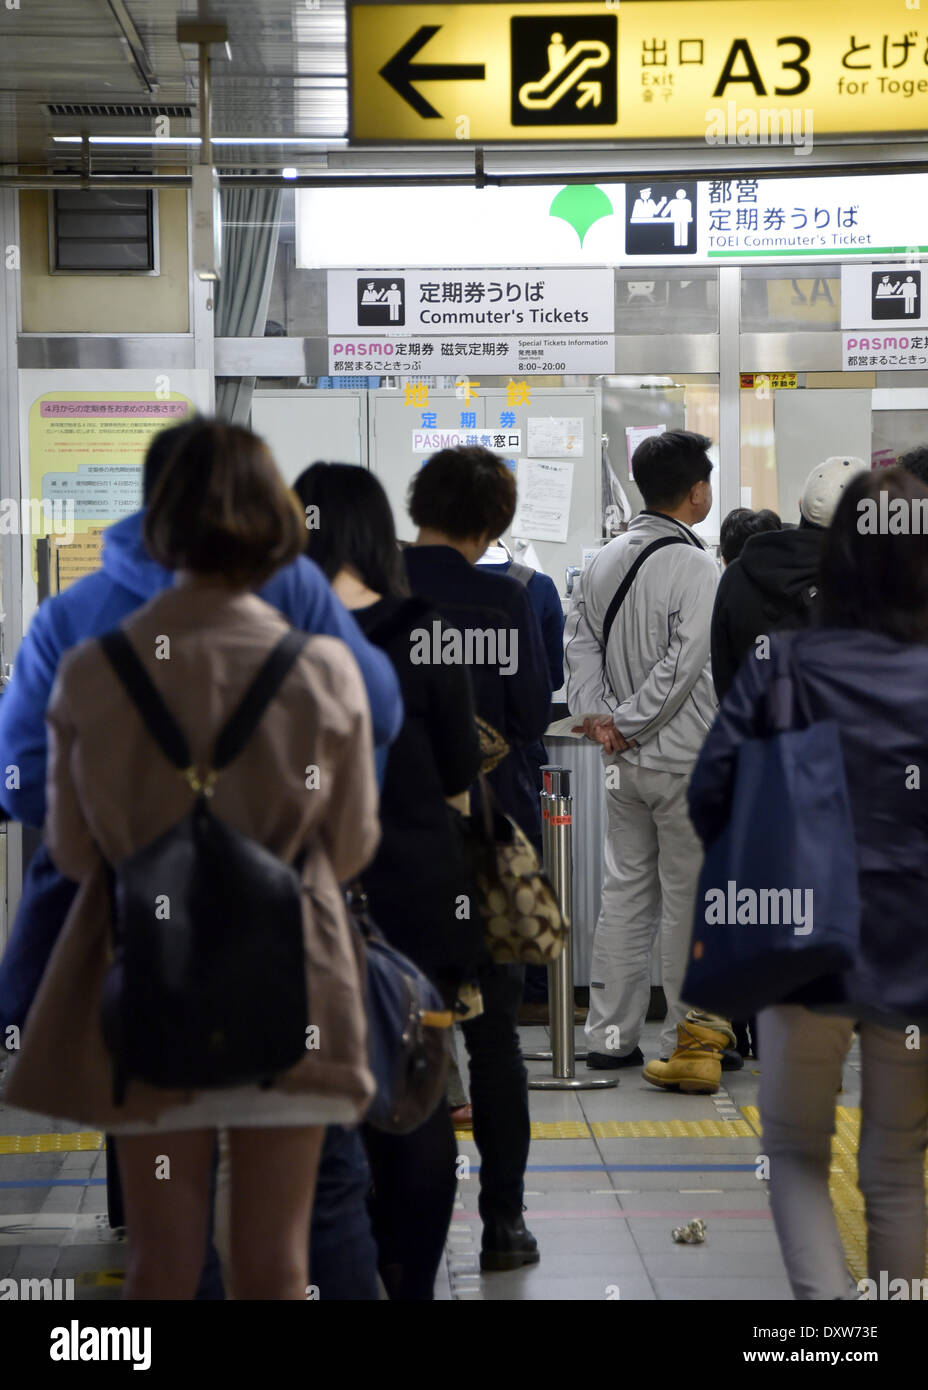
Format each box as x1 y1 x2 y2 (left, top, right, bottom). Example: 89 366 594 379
688 467 928 1301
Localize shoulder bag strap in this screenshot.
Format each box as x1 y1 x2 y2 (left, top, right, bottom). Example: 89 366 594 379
213 629 308 770
601 536 689 649
765 632 814 734
99 629 191 770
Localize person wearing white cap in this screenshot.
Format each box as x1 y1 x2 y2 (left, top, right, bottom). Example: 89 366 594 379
709 454 868 1061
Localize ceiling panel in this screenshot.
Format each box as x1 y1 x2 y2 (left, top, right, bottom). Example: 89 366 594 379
0 0 350 169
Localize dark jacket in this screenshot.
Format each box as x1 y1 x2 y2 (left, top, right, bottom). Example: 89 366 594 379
710 526 822 700
689 627 928 1025
478 562 565 691
404 546 552 844
355 596 486 991
480 561 565 837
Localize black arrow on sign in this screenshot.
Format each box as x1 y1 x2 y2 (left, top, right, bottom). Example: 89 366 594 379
379 25 485 119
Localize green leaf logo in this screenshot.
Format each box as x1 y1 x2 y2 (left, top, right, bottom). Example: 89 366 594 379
549 185 614 247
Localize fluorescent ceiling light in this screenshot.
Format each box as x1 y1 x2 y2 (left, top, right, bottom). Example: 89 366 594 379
51 135 199 146
52 135 347 146
282 167 299 179
212 137 348 146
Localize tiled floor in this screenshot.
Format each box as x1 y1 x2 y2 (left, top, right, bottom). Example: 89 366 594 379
442 1020 810 1300
0 1022 866 1301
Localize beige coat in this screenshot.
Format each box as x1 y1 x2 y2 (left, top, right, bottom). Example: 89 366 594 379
6 580 379 1129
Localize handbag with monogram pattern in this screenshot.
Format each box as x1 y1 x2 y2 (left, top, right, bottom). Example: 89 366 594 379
455 774 566 966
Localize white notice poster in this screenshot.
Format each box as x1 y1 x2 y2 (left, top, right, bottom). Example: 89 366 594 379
511 458 574 544
625 424 665 479
526 417 584 457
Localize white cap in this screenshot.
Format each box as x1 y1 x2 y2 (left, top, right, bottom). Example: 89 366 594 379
799 456 869 527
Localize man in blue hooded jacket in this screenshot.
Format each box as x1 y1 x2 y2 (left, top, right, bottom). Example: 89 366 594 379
0 427 402 832
0 419 403 1301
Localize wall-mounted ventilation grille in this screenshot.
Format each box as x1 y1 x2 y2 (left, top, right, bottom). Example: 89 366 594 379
51 189 157 273
44 103 193 119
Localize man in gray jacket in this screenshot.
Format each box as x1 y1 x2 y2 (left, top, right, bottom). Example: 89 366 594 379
565 430 735 1093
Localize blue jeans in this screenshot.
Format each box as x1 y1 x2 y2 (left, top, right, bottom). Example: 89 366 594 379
309 1126 380 1300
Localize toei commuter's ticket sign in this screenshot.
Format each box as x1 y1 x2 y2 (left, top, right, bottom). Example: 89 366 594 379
349 0 928 143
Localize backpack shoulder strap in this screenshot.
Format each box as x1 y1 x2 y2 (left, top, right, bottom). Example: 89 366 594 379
213 629 308 770
506 560 535 588
99 629 191 770
101 627 309 777
601 536 689 649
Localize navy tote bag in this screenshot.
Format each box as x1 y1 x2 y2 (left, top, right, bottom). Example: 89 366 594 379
683 644 860 1019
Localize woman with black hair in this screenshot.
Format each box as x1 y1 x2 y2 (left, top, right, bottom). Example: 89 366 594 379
293 461 486 1300
689 466 928 1300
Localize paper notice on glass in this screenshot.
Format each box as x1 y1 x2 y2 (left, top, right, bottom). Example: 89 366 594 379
511 458 574 543
526 416 584 458
625 424 665 479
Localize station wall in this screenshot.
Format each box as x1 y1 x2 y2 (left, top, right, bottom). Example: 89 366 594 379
18 189 189 334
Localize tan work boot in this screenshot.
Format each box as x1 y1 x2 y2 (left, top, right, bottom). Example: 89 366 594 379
642 1011 736 1095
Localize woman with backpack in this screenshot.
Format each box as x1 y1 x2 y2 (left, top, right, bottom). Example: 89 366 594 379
688 466 928 1300
294 461 486 1300
7 422 380 1300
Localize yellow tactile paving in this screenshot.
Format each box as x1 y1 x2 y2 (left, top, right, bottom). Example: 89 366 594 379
531 1121 594 1139
742 1105 928 1281
453 1118 755 1139
592 1119 755 1138
0 1131 104 1155
454 1120 593 1138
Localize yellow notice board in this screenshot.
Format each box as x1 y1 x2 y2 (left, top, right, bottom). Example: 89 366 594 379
349 0 928 142
24 391 195 592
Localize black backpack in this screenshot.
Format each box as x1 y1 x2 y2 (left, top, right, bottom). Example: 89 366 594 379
98 627 310 1105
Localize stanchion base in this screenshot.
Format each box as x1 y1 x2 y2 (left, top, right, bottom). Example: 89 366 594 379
528 1075 619 1090
522 1049 589 1062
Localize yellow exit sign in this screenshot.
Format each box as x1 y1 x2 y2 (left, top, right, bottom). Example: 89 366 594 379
349 1 928 142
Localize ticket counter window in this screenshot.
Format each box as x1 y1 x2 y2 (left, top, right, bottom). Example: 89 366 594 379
740 265 928 522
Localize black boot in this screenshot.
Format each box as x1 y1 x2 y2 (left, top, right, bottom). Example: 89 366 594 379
480 1213 540 1272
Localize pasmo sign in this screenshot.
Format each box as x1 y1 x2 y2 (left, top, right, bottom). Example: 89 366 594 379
332 341 398 357
846 335 915 350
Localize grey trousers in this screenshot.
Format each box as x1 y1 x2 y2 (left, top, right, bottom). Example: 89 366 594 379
759 1003 928 1300
584 760 703 1060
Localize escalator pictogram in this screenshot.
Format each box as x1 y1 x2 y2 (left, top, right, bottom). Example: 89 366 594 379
518 34 610 111
511 15 617 127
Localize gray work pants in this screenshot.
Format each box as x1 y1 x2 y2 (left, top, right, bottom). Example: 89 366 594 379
584 760 703 1060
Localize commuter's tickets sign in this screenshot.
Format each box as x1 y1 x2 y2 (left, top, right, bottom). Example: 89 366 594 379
327 268 615 335
349 0 928 143
327 267 615 375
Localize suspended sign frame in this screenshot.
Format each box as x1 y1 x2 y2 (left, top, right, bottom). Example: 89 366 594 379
348 0 928 144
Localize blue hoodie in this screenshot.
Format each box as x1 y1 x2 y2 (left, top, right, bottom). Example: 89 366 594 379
0 510 403 828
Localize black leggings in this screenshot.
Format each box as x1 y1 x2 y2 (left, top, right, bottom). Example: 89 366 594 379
363 1101 458 1300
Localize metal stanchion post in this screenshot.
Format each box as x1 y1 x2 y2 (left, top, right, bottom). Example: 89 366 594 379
522 768 559 1063
528 766 617 1092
